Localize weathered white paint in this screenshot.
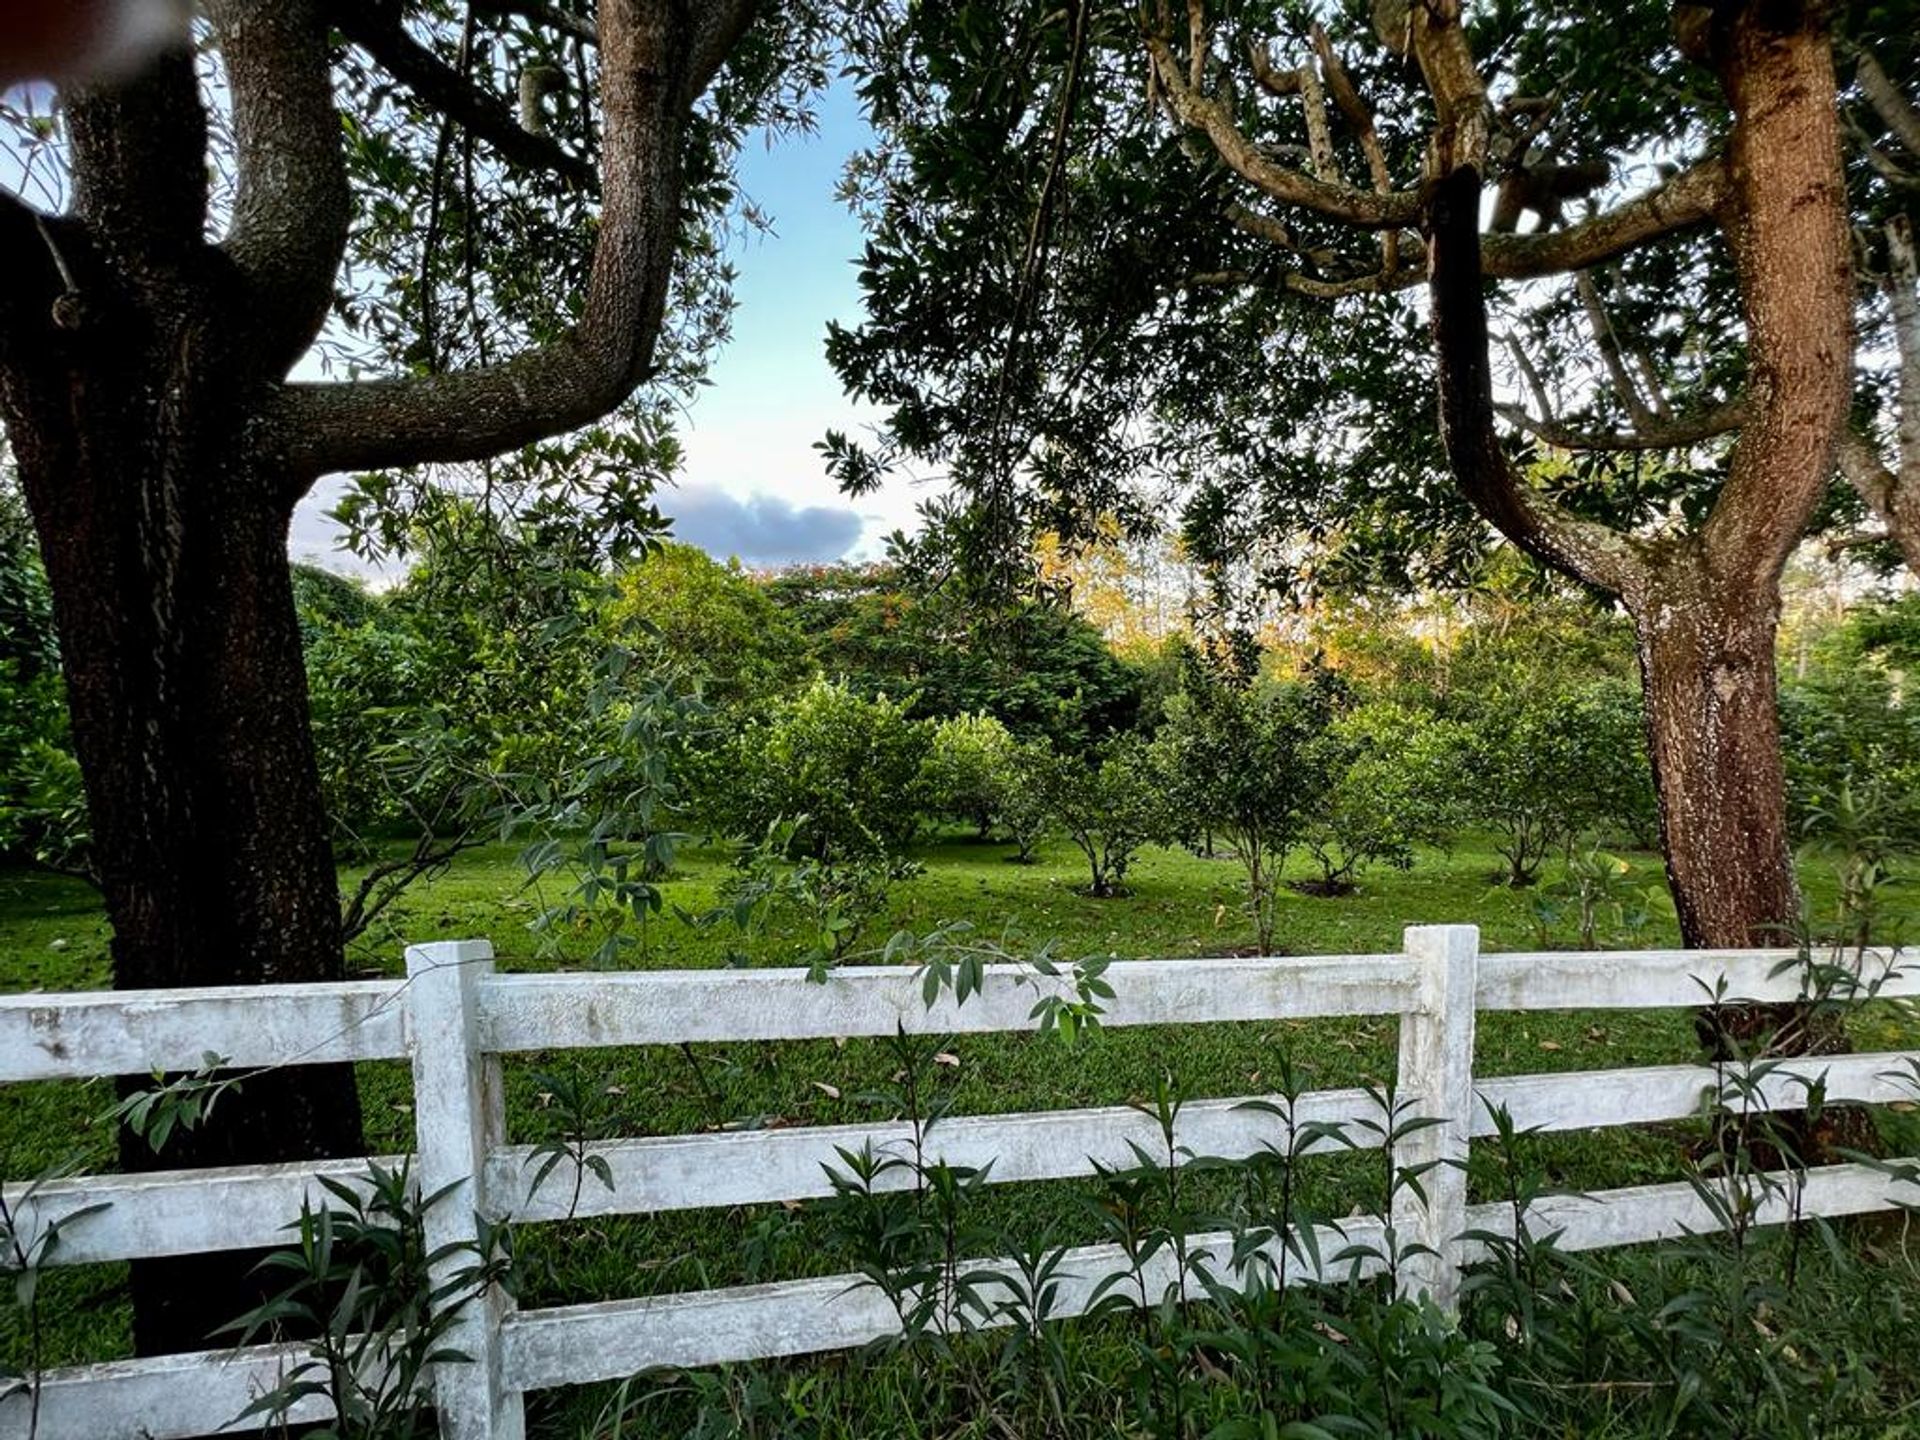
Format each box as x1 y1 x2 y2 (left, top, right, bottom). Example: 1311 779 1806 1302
3 1153 408 1265
6 930 1920 1438
0 978 407 1081
1476 946 1920 1012
488 1086 1382 1223
1392 925 1478 1310
1475 1051 1920 1137
0 1341 326 1440
21 1050 1912 1267
477 952 1418 1050
1464 1160 1920 1255
498 1216 1393 1393
405 941 523 1440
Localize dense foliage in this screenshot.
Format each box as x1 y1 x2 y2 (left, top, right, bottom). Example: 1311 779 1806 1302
0 484 83 877
762 563 1144 749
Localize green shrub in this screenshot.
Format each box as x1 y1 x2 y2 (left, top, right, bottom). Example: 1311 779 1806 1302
920 712 1018 839
725 679 932 860
1041 736 1166 898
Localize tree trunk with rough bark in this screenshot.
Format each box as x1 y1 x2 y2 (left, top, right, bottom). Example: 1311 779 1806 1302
0 0 755 1364
1628 557 1797 948
1422 0 1852 954
2 231 363 1351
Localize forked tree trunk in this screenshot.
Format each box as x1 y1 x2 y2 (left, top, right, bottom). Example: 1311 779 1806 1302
2 261 363 1354
1423 0 1852 963
1630 557 1797 948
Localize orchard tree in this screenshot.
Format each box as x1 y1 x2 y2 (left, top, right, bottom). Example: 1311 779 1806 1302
1151 665 1324 952
763 560 1145 748
922 711 1019 839
834 1 1856 948
1299 700 1464 897
606 541 814 707
1457 678 1657 887
0 0 816 1350
1042 735 1166 898
720 678 931 861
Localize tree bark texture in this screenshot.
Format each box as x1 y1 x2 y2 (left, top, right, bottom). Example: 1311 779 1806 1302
0 0 753 1361
0 216 364 1355
1425 0 1852 950
1629 562 1797 948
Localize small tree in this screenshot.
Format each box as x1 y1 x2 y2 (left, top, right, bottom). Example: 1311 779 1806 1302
998 739 1057 864
1042 737 1165 899
1456 678 1655 887
921 712 1018 839
1298 702 1466 897
1151 674 1321 953
726 679 932 861
606 543 815 708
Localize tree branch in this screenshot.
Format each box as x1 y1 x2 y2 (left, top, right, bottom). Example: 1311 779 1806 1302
1575 271 1655 425
1310 22 1396 273
686 0 760 106
66 45 208 261
1856 48 1920 159
1427 163 1645 597
1496 395 1750 452
1885 214 1920 479
275 0 731 478
1146 33 1423 230
1246 42 1301 99
1479 158 1729 277
334 0 595 185
339 828 482 944
208 0 349 377
1697 9 1854 581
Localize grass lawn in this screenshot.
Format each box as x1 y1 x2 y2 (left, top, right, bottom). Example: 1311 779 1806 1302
2 830 1916 1433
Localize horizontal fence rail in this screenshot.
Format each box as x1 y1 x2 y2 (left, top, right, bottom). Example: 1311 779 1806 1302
3 929 1918 1438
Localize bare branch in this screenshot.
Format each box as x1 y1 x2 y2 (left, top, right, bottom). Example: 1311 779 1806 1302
1427 163 1646 597
1886 214 1920 476
1246 42 1301 98
1186 0 1207 92
339 829 483 943
1857 48 1920 159
1501 331 1554 422
1497 395 1750 452
334 0 594 184
1479 158 1729 277
1146 33 1423 230
1224 200 1296 249
1837 429 1897 515
276 0 733 478
1836 430 1920 571
1310 22 1395 271
1575 271 1655 426
1296 61 1337 182
208 0 348 376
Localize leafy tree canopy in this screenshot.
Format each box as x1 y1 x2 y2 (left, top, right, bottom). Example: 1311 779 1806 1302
762 561 1144 748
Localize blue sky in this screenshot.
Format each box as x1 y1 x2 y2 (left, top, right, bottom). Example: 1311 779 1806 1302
292 77 908 575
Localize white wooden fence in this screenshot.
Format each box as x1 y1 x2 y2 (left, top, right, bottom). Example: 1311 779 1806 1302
3 925 1919 1439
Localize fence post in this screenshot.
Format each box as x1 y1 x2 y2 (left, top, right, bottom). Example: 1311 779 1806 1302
1392 924 1479 1314
406 939 523 1440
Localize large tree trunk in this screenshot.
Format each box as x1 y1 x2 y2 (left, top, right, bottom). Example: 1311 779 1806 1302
2 264 363 1355
1630 556 1796 949
1424 0 1851 959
